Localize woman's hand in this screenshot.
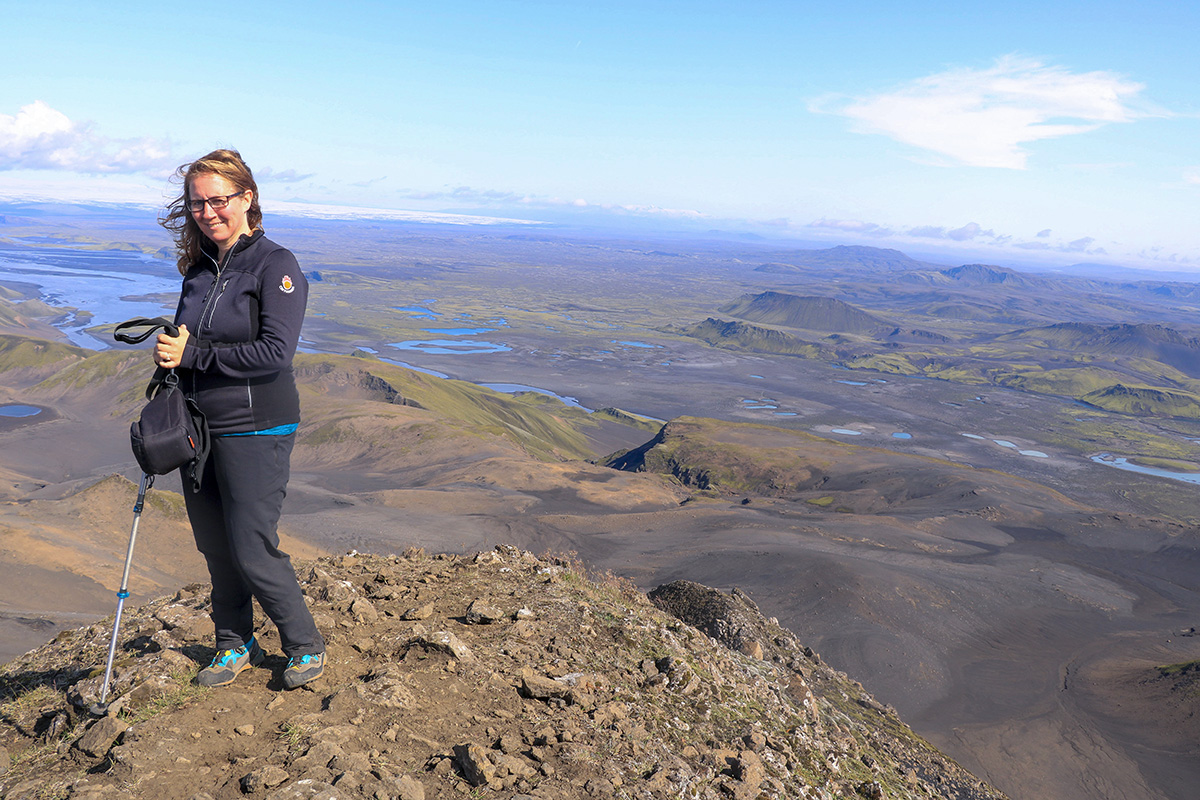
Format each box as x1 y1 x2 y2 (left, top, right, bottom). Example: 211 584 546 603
154 324 190 369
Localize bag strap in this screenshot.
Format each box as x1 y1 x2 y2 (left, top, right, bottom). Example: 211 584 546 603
114 317 180 344
114 318 184 400
145 368 180 401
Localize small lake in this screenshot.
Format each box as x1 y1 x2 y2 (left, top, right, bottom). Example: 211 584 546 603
892 432 912 439
423 328 497 336
1091 454 1200 484
961 432 1049 458
0 405 42 418
831 428 863 436
394 305 440 319
835 380 868 386
611 340 659 349
388 339 511 355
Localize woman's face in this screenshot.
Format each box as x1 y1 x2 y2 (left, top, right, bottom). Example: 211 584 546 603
188 172 253 255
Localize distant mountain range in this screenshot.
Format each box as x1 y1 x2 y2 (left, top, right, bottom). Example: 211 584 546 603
753 244 936 273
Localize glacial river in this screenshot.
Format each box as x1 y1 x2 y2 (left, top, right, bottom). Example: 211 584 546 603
0 247 178 349
1090 454 1200 485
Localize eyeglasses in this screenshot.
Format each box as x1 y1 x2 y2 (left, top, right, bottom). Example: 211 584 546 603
187 191 247 214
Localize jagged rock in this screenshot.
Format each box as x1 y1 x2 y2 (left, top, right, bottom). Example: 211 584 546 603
740 639 764 659
410 630 473 661
329 751 371 773
349 597 378 622
453 742 496 787
351 665 415 709
857 780 885 798
242 765 290 792
743 731 767 752
464 599 504 624
73 715 127 758
492 751 537 779
265 780 344 799
292 740 344 774
391 774 425 800
584 777 615 796
734 749 764 787
400 603 435 620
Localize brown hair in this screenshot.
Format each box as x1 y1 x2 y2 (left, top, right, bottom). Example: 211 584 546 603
159 149 263 275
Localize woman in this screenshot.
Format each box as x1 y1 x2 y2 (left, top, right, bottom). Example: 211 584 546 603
155 149 325 689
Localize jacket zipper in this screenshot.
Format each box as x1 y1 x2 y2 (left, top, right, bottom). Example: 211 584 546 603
198 243 241 337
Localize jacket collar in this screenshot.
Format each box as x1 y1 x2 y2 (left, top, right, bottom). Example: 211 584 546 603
199 228 265 266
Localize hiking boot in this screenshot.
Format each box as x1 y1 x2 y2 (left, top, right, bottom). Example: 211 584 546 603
195 637 264 687
282 651 325 689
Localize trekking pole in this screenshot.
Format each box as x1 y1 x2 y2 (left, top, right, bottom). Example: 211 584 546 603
90 471 154 716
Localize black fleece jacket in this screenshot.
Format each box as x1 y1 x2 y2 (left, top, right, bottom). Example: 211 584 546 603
173 230 308 434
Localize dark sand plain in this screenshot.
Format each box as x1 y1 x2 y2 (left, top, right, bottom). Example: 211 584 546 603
4 223 1200 799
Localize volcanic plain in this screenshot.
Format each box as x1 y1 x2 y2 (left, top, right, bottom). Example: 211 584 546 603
2 206 1200 800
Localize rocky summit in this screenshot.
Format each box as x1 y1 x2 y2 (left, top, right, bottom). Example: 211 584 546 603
0 546 1004 800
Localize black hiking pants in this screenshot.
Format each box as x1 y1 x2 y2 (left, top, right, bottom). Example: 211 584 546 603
183 432 323 658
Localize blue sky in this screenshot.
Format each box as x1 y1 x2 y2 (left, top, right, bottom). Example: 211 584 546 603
2 0 1198 268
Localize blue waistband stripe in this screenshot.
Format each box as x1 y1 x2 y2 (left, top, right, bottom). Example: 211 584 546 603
219 423 298 437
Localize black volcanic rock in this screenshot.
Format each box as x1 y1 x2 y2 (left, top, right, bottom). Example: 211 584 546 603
649 580 770 657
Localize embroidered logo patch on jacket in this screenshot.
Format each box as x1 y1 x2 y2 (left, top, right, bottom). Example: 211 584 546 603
280 275 295 294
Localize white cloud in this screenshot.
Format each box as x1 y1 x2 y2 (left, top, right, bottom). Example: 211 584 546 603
809 218 893 236
0 101 174 174
256 167 314 184
404 185 526 203
906 222 996 241
830 56 1148 169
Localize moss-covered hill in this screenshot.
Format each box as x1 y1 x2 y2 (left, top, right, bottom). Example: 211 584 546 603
5 334 650 464
672 318 820 357
673 293 1200 421
604 415 1078 518
717 293 890 335
0 547 1005 800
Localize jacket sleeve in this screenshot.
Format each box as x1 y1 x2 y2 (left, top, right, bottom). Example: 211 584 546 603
179 249 308 378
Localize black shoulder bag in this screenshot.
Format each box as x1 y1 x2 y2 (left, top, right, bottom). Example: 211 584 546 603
114 317 210 491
